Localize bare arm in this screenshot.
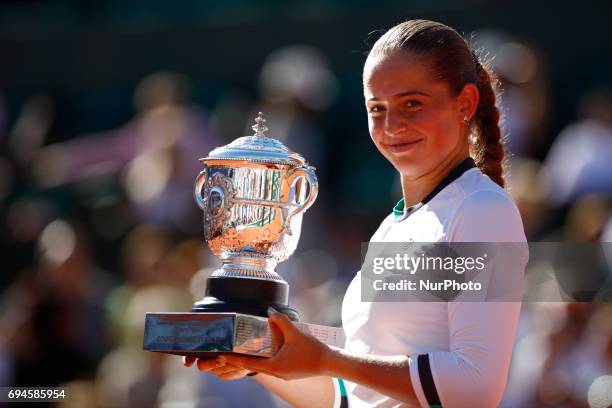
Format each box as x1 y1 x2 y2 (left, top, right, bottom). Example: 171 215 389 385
185 356 336 408
321 348 417 403
254 374 335 408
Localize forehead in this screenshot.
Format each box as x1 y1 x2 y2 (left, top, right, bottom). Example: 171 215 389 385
363 51 448 99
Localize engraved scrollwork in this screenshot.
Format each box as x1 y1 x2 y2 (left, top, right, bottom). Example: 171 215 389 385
258 227 274 241
203 172 236 241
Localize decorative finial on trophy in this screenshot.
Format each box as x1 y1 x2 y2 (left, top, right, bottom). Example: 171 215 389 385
252 112 269 137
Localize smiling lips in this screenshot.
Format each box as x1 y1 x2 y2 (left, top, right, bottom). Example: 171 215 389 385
385 139 423 153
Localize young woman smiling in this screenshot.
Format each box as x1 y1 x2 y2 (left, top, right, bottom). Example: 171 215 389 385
185 19 527 408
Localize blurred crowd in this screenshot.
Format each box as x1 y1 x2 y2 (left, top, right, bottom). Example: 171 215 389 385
0 25 611 408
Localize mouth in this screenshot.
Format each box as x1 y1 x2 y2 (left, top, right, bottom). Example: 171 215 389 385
385 139 423 154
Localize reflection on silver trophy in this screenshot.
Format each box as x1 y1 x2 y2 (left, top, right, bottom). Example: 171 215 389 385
143 113 343 357
194 112 317 297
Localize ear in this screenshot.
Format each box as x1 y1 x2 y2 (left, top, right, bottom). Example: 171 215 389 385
457 83 479 121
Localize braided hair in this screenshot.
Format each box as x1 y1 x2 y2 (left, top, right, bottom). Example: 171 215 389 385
368 20 506 187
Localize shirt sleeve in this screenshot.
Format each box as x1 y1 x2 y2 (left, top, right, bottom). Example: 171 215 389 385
331 377 341 408
412 189 527 408
331 378 349 408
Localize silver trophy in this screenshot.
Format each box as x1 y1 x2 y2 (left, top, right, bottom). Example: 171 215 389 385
143 113 342 357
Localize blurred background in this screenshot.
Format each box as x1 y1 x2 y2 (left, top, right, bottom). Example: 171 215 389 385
0 1 611 407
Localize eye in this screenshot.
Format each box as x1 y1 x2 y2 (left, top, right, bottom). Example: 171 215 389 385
367 104 386 115
404 99 423 109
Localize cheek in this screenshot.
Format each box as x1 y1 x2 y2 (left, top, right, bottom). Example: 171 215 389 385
413 108 461 150
368 117 384 145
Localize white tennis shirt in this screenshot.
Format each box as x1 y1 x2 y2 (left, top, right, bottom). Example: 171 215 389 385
337 165 528 408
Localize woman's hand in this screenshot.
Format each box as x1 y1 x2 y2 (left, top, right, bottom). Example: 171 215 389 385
186 307 332 381
183 355 253 381
220 308 332 380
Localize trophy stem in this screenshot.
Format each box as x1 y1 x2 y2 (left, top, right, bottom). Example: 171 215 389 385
212 254 285 282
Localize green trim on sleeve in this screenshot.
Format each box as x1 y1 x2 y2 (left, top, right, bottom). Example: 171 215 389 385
337 378 347 397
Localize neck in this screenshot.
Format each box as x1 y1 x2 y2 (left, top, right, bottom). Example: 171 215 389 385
400 152 470 207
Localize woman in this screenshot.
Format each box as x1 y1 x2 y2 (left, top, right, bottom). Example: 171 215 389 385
185 19 527 408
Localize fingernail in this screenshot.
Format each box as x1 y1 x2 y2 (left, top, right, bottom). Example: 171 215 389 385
267 306 278 316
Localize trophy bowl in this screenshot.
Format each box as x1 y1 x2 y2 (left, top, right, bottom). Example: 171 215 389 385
190 113 318 320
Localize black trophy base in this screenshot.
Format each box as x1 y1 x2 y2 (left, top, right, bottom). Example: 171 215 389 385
191 276 299 321
190 298 299 321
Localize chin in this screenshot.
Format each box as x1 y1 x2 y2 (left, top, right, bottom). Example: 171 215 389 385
394 162 428 178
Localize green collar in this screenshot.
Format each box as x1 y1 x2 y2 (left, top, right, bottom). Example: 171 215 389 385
391 158 477 222
393 198 406 220
393 197 423 222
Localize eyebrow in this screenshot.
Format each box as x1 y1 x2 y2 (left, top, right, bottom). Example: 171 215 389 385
367 90 431 101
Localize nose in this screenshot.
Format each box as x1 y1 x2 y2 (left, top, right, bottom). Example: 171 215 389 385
384 110 407 137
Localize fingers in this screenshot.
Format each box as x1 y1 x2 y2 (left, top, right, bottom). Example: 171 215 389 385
188 356 251 380
184 355 260 373
221 354 268 373
184 354 269 379
183 356 195 367
267 307 297 339
196 357 225 372
209 364 245 377
218 369 251 381
269 319 284 351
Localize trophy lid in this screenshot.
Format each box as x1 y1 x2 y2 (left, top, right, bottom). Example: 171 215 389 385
201 112 306 166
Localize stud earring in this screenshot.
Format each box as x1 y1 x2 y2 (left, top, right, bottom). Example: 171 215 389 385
463 115 469 123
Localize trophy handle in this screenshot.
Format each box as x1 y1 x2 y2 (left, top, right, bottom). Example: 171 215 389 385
282 166 318 235
194 168 209 210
